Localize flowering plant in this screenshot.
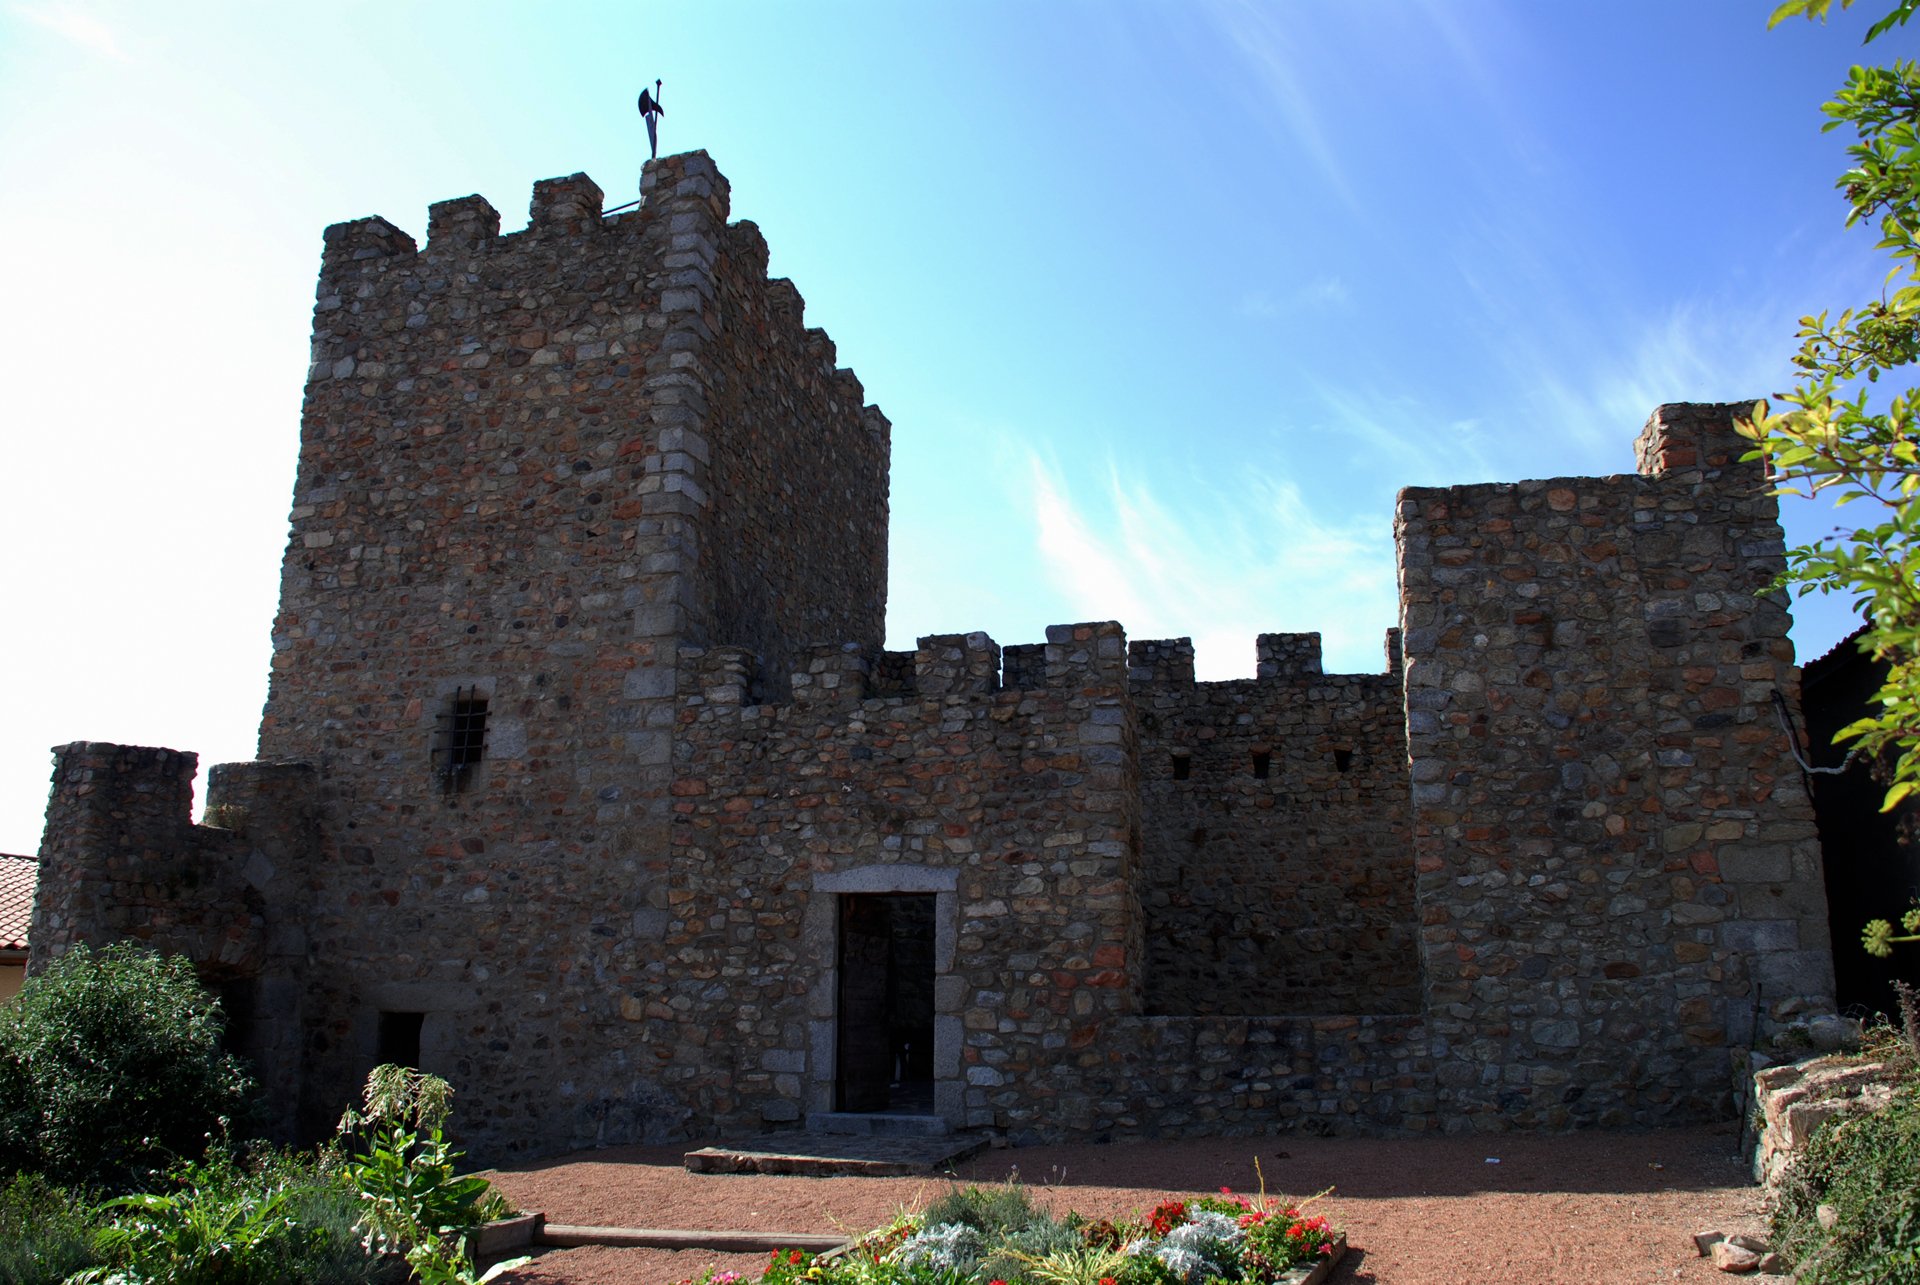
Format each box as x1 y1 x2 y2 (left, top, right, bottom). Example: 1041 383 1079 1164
761 1171 1339 1285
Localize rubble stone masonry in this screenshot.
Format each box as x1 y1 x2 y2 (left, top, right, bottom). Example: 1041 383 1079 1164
29 152 1838 1158
1397 401 1833 1128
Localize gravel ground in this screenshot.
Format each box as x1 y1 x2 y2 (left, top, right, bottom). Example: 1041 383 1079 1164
478 1123 1770 1285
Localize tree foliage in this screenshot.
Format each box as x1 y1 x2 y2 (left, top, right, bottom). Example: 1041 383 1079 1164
0 942 256 1190
1744 1 1920 958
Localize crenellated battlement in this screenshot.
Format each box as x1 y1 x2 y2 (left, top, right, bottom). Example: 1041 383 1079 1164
1634 398 1767 481
305 153 885 444
678 621 1132 715
425 193 501 248
683 620 1410 723
1125 629 1403 692
1127 637 1195 686
31 744 320 980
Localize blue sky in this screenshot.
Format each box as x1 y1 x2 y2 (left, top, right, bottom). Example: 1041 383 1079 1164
0 1 1900 852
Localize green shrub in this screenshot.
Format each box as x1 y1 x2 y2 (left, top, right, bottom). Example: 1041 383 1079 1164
257 1149 407 1285
69 1147 401 1285
335 1064 525 1285
1774 1079 1920 1284
0 942 256 1190
0 1173 106 1285
921 1181 1051 1236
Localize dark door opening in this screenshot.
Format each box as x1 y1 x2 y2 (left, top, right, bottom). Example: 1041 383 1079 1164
377 1010 424 1069
837 893 936 1114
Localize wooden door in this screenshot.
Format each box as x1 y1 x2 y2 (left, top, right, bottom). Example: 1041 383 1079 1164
837 896 893 1111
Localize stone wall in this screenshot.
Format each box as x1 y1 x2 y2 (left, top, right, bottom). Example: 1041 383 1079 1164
25 147 1850 1158
1130 633 1421 1017
1397 401 1835 1129
1106 1014 1436 1138
29 744 318 1136
665 623 1143 1135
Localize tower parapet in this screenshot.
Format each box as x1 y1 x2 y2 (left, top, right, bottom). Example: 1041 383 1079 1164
1635 398 1765 481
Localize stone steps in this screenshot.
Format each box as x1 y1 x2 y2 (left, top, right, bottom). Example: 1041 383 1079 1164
684 1129 988 1177
806 1110 951 1137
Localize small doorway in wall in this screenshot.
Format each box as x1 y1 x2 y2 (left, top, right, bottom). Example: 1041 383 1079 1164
837 894 936 1114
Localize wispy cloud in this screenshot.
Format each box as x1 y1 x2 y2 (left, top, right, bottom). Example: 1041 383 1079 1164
1025 450 1399 679
1198 0 1362 214
1443 187 1807 475
1302 383 1499 489
11 2 132 61
1404 0 1555 177
1500 298 1798 476
1238 275 1350 319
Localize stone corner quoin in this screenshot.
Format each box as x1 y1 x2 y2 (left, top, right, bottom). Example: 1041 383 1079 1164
26 151 1836 1159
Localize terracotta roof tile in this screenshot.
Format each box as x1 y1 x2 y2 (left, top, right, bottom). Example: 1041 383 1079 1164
0 852 36 953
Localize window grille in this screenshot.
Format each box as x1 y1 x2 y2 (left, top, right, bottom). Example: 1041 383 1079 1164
432 687 489 795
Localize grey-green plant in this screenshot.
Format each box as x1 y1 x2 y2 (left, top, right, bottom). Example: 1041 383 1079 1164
894 1222 989 1277
0 1174 104 1285
920 1181 1050 1236
1129 1210 1245 1285
977 1218 1083 1285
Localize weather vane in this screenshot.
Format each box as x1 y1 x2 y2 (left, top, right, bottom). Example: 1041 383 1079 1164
638 79 665 162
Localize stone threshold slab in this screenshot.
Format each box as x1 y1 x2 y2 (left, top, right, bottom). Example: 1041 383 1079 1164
684 1130 989 1176
539 1225 849 1252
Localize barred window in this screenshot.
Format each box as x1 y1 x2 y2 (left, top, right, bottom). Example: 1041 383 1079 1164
432 687 489 795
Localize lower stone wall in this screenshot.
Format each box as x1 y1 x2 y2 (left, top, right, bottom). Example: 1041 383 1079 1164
1752 1049 1896 1190
665 626 1144 1137
951 1014 1434 1143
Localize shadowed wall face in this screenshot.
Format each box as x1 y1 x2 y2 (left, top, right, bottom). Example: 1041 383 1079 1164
1130 634 1421 1018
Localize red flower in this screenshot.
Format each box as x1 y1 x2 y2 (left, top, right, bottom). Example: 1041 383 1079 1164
788 1251 803 1265
1099 1278 1117 1285
1147 1199 1189 1235
1219 1186 1233 1194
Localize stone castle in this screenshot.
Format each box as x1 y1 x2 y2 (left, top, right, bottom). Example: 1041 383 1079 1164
28 152 1838 1159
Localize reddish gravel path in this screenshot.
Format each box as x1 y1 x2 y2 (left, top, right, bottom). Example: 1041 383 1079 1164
480 1124 1767 1285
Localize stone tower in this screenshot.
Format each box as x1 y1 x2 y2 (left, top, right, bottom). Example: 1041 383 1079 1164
256 151 888 1143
